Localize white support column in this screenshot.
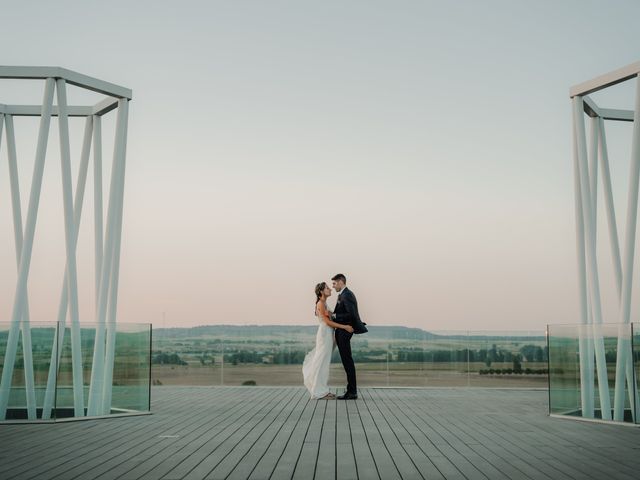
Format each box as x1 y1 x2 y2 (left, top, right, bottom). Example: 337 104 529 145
41 115 94 419
101 99 129 414
573 96 612 420
598 120 638 421
586 117 602 416
613 75 640 421
0 78 55 419
88 99 128 415
5 115 38 420
93 115 103 307
598 119 623 291
572 114 594 417
588 117 599 217
56 78 84 417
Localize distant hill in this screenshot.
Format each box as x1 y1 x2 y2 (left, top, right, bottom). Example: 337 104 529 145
152 325 544 341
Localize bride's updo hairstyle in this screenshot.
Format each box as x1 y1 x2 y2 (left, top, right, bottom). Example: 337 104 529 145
315 282 327 308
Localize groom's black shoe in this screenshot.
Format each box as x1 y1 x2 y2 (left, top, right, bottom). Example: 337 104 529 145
337 392 358 400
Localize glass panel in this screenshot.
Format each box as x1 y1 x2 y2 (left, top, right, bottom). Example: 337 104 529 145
634 323 640 424
386 327 425 387
0 322 58 421
548 323 634 423
548 324 581 416
467 330 547 388
424 330 468 387
54 323 95 418
1 322 150 422
111 323 151 413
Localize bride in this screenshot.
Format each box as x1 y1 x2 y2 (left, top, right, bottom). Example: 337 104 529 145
303 282 354 399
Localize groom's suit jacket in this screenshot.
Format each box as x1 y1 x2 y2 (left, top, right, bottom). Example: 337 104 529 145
334 288 368 334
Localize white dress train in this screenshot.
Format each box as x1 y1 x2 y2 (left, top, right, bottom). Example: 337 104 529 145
302 304 335 399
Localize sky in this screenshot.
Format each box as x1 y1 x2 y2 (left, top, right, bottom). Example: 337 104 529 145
1 0 640 331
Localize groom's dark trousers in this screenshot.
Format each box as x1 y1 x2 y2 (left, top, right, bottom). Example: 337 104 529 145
334 287 367 394
335 329 356 394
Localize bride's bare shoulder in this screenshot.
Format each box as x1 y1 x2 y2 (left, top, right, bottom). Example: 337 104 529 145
316 301 328 315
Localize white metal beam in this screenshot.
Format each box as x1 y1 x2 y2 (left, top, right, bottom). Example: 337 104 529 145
0 98 119 117
570 61 640 98
0 66 132 99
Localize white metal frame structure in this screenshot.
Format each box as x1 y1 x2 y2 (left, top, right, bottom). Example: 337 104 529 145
571 61 640 422
0 67 131 420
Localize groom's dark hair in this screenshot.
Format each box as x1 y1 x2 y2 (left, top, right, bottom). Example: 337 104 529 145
332 273 346 283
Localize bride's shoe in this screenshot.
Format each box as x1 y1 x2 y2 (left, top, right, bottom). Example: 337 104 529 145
320 392 336 400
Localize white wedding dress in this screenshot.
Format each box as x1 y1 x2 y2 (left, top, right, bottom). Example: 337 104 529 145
302 303 335 399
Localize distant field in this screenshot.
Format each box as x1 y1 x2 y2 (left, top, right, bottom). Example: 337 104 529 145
151 362 548 388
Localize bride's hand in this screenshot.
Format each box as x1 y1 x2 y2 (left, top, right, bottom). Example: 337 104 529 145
344 325 354 333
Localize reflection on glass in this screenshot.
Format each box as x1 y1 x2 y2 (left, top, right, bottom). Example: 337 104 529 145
146 326 551 390
0 323 57 420
1 322 150 422
633 323 640 425
467 330 547 388
548 323 637 423
548 324 581 416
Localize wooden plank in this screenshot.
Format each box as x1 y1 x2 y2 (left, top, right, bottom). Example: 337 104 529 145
361 390 424 479
335 393 358 480
0 387 192 476
160 388 287 480
291 394 326 480
40 388 241 480
353 393 401 480
344 397 380 480
89 387 245 479
374 389 445 480
269 392 318 480
203 388 301 479
234 389 310 480
2 387 640 480
314 393 337 479
381 389 483 480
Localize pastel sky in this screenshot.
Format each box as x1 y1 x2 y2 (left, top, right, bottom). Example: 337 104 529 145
1 0 640 330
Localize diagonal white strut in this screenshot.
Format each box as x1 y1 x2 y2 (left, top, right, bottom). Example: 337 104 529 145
41 115 94 419
613 75 640 421
88 98 129 415
572 113 594 417
573 96 612 420
56 79 85 417
5 114 38 420
0 78 55 419
101 99 129 414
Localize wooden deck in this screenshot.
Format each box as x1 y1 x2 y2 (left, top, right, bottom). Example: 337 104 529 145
1 387 639 479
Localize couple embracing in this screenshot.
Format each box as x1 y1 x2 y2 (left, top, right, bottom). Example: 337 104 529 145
302 274 368 400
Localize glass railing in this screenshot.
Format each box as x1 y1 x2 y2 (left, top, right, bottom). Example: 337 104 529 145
548 323 640 424
149 326 548 389
0 322 151 422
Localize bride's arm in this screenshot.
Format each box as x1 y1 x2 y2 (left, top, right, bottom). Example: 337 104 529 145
318 302 353 332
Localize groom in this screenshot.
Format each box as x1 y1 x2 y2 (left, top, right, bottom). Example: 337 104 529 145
331 274 367 400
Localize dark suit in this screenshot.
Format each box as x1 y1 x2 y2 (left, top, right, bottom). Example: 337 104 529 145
333 287 367 394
